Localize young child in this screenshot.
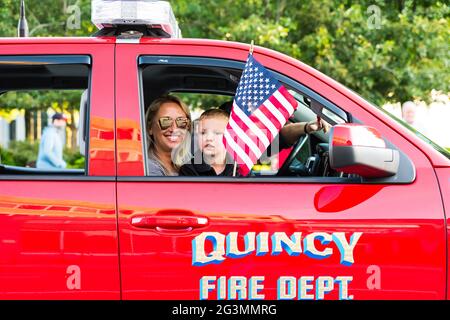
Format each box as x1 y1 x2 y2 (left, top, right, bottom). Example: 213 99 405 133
178 107 329 176
179 108 234 176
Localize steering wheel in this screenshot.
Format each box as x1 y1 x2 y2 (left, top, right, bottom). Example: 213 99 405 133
276 134 309 176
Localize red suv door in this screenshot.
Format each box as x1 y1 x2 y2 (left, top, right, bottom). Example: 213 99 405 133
0 40 119 299
115 40 446 300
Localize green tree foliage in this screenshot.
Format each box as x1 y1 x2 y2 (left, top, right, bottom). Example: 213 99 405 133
0 140 85 168
0 140 38 166
173 0 449 105
0 0 448 107
0 0 93 37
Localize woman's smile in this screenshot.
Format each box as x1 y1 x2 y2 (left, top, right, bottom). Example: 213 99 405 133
164 132 184 143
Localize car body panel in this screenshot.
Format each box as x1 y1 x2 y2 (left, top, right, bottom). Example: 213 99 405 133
116 181 445 299
0 43 119 299
114 42 447 300
0 43 117 176
435 168 450 300
0 181 119 299
0 37 448 299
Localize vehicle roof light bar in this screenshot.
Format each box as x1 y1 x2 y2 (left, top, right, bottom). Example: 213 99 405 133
91 0 181 38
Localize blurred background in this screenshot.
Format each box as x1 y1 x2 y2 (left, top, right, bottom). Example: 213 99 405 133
0 0 449 168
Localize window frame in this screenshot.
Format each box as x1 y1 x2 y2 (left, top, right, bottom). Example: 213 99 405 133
136 55 414 185
0 54 100 180
138 56 350 121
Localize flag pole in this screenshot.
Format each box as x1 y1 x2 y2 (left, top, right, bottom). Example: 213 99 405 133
249 40 254 55
231 39 253 177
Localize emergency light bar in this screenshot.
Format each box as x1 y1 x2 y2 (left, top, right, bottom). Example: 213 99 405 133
91 0 181 38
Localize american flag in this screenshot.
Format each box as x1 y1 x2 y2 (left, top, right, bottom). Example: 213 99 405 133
223 54 298 176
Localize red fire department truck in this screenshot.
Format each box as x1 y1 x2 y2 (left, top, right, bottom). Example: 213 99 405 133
0 0 449 300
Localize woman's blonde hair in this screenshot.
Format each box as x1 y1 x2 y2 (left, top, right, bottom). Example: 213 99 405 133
145 95 192 173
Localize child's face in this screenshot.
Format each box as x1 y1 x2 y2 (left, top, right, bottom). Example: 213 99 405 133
198 116 228 163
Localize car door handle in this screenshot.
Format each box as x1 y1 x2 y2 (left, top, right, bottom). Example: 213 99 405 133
131 215 209 230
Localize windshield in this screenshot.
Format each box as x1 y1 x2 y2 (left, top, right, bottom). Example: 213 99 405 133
341 84 450 160
379 105 450 160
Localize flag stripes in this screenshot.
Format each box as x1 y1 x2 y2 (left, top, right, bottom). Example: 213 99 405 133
223 54 298 176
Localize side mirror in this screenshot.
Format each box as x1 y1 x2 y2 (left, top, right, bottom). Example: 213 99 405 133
329 124 399 178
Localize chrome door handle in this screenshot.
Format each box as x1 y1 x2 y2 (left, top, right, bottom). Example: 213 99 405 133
131 214 209 230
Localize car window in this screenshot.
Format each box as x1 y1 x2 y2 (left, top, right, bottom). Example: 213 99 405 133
139 58 350 180
0 56 90 176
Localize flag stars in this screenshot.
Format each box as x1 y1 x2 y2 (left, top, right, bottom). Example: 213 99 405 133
226 55 298 176
234 55 283 115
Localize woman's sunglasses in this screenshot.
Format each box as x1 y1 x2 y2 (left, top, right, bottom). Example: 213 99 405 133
158 117 190 130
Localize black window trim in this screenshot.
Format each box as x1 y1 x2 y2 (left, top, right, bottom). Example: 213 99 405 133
0 175 115 182
0 54 97 181
134 55 415 185
137 55 417 185
116 175 413 185
0 55 91 65
138 56 350 122
118 176 363 183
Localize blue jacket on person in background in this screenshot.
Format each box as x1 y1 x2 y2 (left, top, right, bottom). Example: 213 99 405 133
36 126 66 169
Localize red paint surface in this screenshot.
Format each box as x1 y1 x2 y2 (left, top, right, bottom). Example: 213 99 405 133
0 38 448 300
435 168 450 300
0 43 118 299
114 42 448 299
